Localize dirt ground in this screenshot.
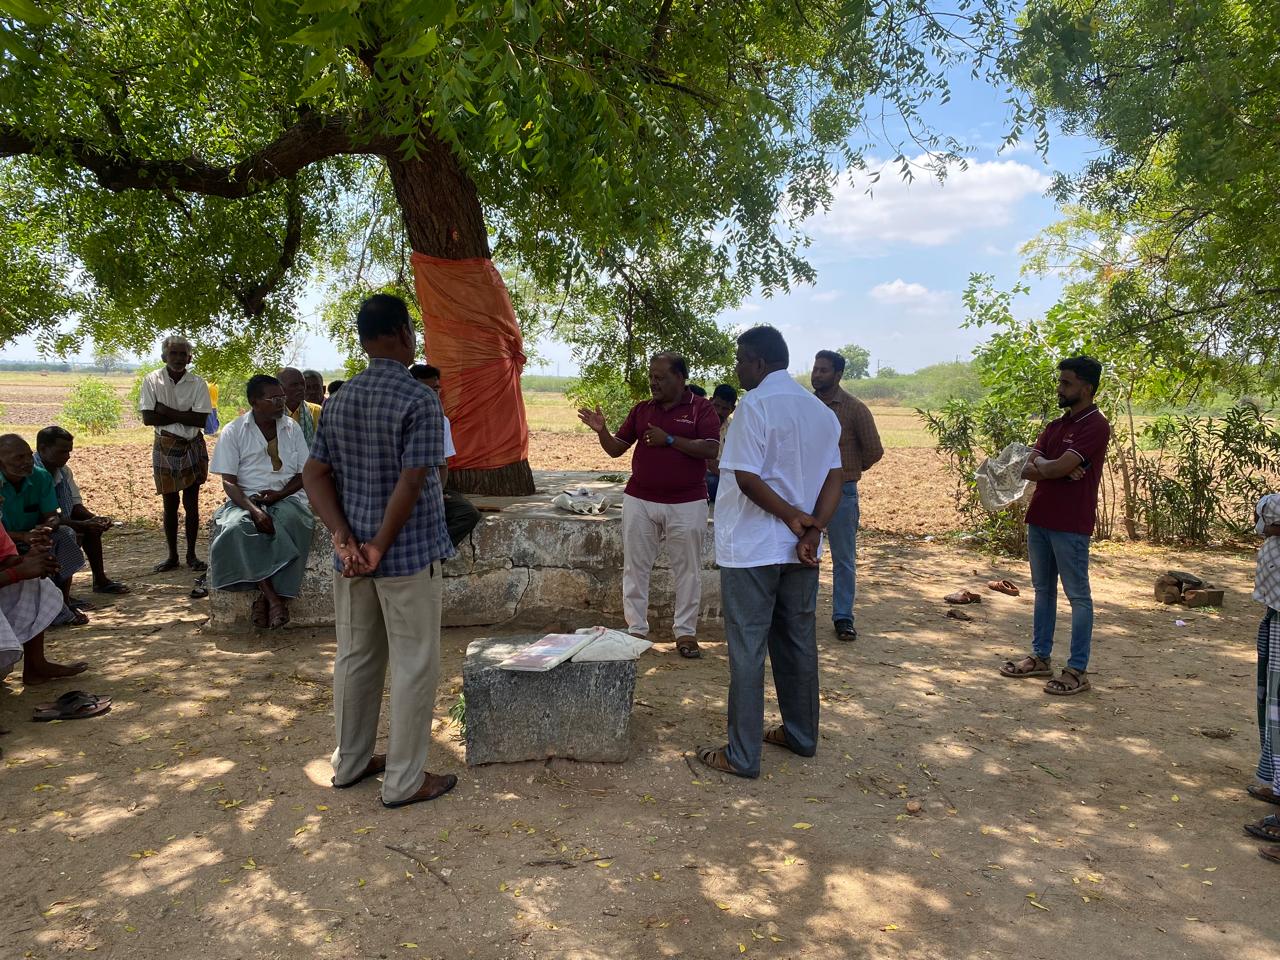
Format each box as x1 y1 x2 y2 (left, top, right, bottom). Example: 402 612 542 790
3 521 1278 960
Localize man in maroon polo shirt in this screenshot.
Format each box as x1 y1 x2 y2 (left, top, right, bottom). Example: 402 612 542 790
577 352 721 658
1000 356 1110 696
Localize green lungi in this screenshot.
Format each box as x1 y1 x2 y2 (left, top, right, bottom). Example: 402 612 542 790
209 497 315 597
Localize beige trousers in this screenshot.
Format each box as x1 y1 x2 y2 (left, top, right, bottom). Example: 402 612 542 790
621 494 708 639
331 562 442 803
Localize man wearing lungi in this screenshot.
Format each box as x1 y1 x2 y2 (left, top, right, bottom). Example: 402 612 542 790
138 336 213 573
0 434 90 626
0 520 88 686
208 375 315 629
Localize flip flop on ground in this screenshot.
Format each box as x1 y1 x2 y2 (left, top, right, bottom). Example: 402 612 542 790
31 690 112 722
92 580 130 595
987 579 1020 596
999 655 1052 678
944 590 982 605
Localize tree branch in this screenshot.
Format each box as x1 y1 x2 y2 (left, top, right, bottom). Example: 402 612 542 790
229 178 307 318
0 113 394 198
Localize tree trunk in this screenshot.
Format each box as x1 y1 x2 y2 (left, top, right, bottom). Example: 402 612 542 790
385 141 535 496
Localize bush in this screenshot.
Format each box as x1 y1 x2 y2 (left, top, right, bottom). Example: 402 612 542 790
61 377 123 436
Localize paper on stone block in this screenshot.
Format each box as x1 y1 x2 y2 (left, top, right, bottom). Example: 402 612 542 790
571 627 652 662
497 630 599 671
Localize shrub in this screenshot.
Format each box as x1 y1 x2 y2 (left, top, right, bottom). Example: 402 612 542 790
61 377 123 436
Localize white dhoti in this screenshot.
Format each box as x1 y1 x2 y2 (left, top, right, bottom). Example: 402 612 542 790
0 577 65 677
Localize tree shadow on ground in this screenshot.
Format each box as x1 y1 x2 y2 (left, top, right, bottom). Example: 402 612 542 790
2 529 1277 959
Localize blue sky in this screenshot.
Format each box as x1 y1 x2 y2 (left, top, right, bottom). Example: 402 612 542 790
12 67 1098 377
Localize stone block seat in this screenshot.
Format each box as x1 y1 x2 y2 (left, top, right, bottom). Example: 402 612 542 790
206 471 720 632
462 635 636 765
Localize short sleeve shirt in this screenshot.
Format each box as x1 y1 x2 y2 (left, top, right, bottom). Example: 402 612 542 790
308 358 452 577
442 415 457 459
0 523 17 563
715 371 843 568
0 467 59 533
139 368 213 440
615 391 722 504
210 412 311 502
1025 405 1111 536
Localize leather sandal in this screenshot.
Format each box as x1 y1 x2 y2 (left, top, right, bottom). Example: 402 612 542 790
999 655 1052 678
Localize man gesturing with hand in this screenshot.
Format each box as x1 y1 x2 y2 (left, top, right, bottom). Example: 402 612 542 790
696 326 843 779
303 294 458 809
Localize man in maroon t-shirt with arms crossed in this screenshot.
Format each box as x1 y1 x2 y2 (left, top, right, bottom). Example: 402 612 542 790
1000 356 1110 696
578 352 721 658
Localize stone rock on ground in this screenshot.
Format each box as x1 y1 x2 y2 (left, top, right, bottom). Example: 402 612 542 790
462 634 637 765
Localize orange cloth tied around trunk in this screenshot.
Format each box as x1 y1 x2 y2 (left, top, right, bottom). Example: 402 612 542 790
410 252 529 471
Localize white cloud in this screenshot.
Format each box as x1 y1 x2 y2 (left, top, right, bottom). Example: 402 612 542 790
809 154 1051 255
868 278 950 314
810 289 843 303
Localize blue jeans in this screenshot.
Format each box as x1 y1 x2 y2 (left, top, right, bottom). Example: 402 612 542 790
1027 524 1094 672
706 471 719 502
825 482 859 624
722 564 820 777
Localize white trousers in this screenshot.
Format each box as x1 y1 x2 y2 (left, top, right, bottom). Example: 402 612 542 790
621 494 708 639
331 562 442 803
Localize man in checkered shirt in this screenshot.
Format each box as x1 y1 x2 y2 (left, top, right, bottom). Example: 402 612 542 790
304 294 458 809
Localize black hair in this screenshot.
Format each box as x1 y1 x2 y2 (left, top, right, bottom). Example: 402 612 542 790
302 369 323 381
247 374 282 402
409 363 441 381
688 384 707 397
712 383 738 405
328 380 344 394
1058 356 1102 392
651 351 689 380
737 325 789 367
37 425 73 449
357 294 412 342
815 349 846 375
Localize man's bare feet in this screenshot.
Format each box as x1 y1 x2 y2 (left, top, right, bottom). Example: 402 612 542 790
22 660 89 685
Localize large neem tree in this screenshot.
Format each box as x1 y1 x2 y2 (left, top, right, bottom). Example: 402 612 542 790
0 0 1033 493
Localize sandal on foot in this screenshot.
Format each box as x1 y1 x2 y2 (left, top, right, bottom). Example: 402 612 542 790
381 772 458 808
186 558 208 572
153 558 180 573
1245 815 1280 842
1044 667 1091 696
250 595 268 629
332 754 387 789
987 579 1020 596
694 745 756 779
944 590 982 605
1248 783 1280 806
32 690 112 722
999 655 1051 678
676 637 702 659
267 604 290 629
67 597 96 611
764 725 815 757
92 580 130 595
1260 847 1280 864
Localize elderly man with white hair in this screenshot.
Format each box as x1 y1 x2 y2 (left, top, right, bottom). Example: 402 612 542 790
138 335 213 572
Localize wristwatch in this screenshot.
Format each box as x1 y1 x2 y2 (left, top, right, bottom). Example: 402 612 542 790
664 434 675 446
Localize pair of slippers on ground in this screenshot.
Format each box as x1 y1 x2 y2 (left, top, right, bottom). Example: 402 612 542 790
30 689 111 722
945 579 1020 605
1243 784 1280 865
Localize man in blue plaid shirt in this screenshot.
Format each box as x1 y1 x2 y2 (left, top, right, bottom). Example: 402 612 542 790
304 294 458 809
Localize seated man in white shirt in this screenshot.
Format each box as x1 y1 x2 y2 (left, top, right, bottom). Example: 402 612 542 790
410 364 481 547
207 375 315 629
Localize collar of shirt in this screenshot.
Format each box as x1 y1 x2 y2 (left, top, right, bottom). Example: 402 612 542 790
1057 404 1100 425
819 385 853 409
745 369 797 401
642 389 695 414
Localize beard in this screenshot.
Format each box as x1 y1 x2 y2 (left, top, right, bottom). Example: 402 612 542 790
1057 394 1073 407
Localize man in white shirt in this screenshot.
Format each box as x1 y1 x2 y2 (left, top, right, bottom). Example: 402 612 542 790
208 375 315 629
697 326 843 779
138 336 214 573
411 364 481 547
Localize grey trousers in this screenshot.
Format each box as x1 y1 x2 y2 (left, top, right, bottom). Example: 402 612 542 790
331 562 443 803
722 564 820 776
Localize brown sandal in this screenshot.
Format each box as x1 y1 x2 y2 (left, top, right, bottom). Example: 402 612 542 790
695 745 756 779
1044 667 1091 696
676 637 702 659
987 579 1020 596
999 655 1052 678
251 595 268 628
945 590 982 605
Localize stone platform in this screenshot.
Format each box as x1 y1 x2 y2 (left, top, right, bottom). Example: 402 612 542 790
206 471 720 632
462 635 637 765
